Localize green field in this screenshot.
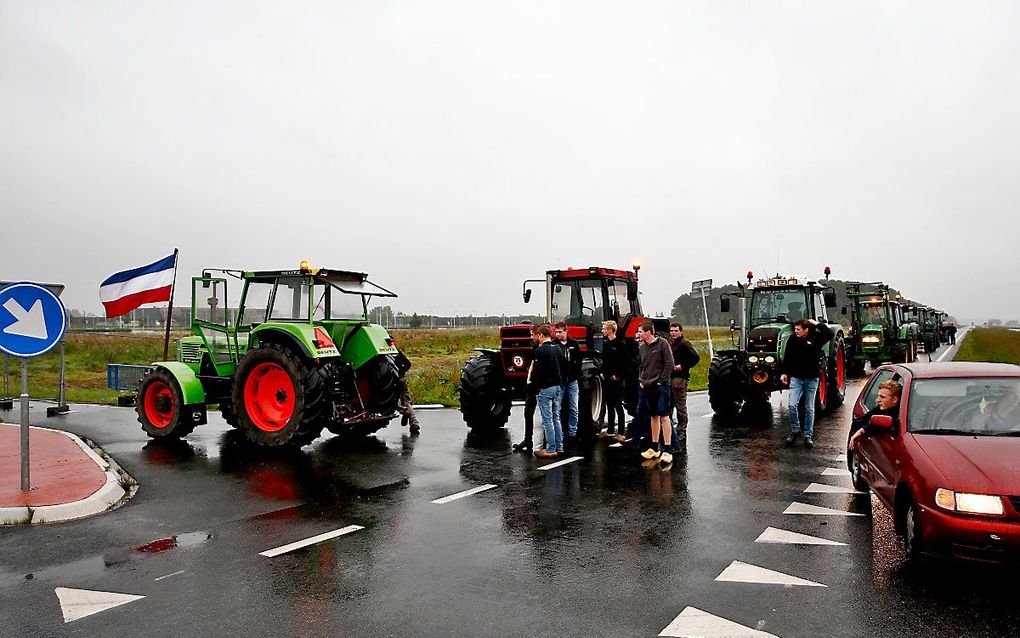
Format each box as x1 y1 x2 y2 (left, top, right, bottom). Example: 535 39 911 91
954 327 1020 365
3 327 732 407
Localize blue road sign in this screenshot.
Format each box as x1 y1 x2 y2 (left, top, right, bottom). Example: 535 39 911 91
0 282 68 358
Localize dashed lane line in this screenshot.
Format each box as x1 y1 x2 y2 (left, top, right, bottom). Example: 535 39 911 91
803 482 867 495
259 525 364 557
153 570 185 581
715 560 826 587
755 526 846 546
659 606 780 638
537 456 584 471
431 484 497 504
821 467 852 477
784 502 865 516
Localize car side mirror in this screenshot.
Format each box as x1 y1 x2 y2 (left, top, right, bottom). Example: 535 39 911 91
720 297 731 313
824 291 837 308
523 289 532 304
869 414 895 430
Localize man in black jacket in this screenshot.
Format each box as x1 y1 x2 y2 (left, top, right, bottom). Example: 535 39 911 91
554 321 582 442
780 318 834 448
848 379 901 451
513 324 542 453
598 320 627 441
668 323 701 448
530 324 566 458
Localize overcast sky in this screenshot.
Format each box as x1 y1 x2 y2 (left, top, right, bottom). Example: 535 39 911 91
2 1 1017 322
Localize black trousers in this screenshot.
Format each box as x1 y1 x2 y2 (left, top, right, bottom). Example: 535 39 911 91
603 378 625 433
523 384 538 443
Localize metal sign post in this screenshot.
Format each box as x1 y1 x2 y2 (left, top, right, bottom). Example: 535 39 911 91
691 279 714 359
0 282 68 492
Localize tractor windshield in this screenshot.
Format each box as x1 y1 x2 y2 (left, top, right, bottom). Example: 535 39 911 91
859 303 889 326
750 287 809 327
549 278 605 326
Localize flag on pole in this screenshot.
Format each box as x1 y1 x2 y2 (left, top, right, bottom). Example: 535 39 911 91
100 253 178 319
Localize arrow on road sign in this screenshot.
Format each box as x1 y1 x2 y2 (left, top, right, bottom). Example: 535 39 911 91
3 298 48 340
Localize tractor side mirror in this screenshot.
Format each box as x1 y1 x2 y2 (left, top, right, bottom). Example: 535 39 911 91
720 297 731 313
626 281 638 301
841 306 848 316
523 289 532 304
869 414 895 430
824 291 837 308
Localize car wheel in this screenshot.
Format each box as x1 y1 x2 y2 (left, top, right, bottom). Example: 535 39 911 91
903 499 925 564
848 449 870 492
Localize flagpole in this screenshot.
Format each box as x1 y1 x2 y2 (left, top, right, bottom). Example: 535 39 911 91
163 248 179 361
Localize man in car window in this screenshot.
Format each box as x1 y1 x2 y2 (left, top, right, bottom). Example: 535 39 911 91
780 318 834 448
849 380 901 450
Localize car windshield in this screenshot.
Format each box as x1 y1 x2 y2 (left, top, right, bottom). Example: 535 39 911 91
859 303 888 326
750 288 809 326
908 377 1020 435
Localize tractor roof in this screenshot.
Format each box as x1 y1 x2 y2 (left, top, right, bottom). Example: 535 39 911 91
242 268 397 297
550 266 637 280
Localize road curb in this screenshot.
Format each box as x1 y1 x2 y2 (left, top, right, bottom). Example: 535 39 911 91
0 426 136 525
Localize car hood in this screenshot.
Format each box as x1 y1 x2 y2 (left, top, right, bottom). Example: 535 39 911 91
910 434 1020 494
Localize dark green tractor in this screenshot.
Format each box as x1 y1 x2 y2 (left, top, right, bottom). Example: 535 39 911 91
135 262 406 447
708 269 847 418
903 302 941 355
844 282 918 376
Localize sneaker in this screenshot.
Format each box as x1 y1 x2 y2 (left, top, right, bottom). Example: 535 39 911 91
535 449 557 458
640 448 661 460
659 451 673 465
596 430 610 439
804 437 814 449
613 434 626 443
555 448 564 455
784 433 801 446
512 440 532 453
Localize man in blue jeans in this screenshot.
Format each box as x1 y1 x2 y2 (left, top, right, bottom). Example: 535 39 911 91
780 318 834 449
554 321 582 444
530 324 566 458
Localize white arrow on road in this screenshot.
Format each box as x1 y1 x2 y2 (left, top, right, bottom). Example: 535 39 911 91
54 587 145 622
3 297 48 340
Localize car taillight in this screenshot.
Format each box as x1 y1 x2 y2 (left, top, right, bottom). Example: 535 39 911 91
313 328 335 349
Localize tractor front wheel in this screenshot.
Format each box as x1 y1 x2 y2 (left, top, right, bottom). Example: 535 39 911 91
708 356 744 419
137 368 196 439
233 343 326 447
459 353 511 431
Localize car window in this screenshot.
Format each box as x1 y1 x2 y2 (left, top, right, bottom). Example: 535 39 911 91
861 370 894 409
908 377 1020 435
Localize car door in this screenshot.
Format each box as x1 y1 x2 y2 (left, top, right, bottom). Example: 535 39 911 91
857 368 908 506
853 368 895 501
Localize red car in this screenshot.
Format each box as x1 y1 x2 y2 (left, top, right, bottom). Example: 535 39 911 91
847 362 1020 564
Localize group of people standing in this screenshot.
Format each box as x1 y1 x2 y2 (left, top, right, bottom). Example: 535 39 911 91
512 319 700 470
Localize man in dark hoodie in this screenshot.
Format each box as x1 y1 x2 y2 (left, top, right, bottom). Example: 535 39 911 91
637 321 675 465
554 321 582 443
668 323 700 448
780 318 834 448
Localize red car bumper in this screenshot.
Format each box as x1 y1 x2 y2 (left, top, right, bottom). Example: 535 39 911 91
920 504 1020 564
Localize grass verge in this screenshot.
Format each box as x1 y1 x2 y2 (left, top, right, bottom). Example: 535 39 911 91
953 328 1020 365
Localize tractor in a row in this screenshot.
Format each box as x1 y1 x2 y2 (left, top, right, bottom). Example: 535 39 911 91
458 265 668 437
903 302 943 354
708 268 846 417
843 282 918 375
135 263 406 447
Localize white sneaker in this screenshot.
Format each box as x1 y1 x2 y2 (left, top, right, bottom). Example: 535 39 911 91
659 451 673 465
640 448 661 460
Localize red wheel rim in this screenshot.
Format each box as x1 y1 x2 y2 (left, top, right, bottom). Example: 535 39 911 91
818 363 828 406
357 379 371 406
836 347 846 391
143 380 175 428
244 362 296 432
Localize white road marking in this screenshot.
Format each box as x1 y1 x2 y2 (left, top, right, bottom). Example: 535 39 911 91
259 525 364 557
804 482 867 495
716 560 826 587
755 526 846 546
659 606 780 638
821 467 852 477
784 502 866 516
537 456 584 471
154 570 185 581
700 412 714 419
609 442 623 448
431 484 497 504
410 403 444 409
55 587 145 623
937 328 968 362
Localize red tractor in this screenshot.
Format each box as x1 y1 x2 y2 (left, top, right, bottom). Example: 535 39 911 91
458 265 669 436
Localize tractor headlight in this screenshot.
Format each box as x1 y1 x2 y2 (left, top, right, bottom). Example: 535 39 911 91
935 488 1005 515
764 356 775 364
748 356 759 364
862 335 881 345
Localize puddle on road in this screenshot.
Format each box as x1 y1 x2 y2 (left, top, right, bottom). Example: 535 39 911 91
0 531 212 587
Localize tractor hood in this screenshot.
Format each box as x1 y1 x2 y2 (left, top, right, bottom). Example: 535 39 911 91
747 324 791 357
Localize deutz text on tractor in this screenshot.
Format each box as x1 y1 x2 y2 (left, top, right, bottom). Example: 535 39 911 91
136 262 407 447
709 268 847 417
459 264 669 435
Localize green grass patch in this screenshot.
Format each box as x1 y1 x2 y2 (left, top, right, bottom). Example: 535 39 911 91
953 328 1020 365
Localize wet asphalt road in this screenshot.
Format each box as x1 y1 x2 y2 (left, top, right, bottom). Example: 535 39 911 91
2 338 1017 638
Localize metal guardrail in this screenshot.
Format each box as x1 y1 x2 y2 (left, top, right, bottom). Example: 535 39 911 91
107 364 153 406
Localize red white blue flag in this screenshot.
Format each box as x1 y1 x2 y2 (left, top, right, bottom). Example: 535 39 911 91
100 253 178 318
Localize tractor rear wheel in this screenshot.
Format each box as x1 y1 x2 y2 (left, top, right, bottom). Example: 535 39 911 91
708 357 744 418
826 340 846 410
360 355 402 415
219 401 240 428
137 368 196 439
459 353 511 431
233 342 326 447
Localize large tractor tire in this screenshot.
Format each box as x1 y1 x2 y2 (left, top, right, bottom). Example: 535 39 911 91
826 339 847 410
219 401 240 429
708 356 744 418
573 359 604 444
459 352 511 431
137 368 197 440
360 354 402 415
232 342 326 447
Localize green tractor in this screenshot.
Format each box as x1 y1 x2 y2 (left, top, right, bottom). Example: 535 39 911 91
903 302 941 355
709 268 847 418
136 263 406 447
843 282 918 376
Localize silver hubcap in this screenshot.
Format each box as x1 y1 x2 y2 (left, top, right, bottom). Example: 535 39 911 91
905 506 917 551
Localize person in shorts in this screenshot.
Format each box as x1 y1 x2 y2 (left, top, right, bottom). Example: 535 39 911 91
637 321 674 465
